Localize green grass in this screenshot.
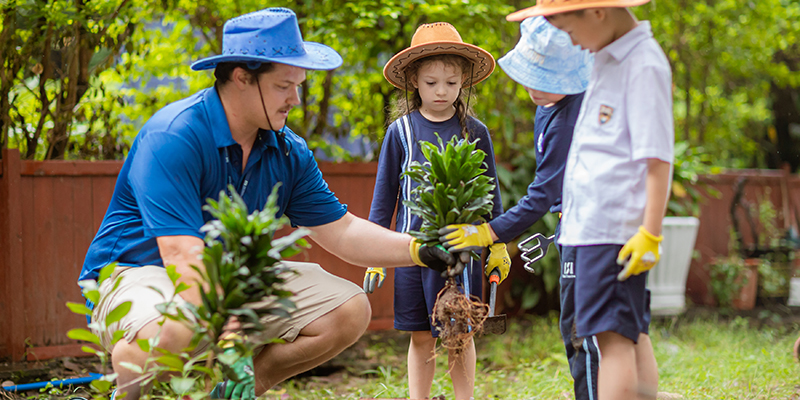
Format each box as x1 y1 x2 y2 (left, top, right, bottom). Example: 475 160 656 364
263 312 800 400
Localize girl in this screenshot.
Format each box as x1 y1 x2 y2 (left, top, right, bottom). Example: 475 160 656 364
364 22 507 400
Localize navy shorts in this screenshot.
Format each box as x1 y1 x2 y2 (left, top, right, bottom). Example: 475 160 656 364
571 244 651 343
393 259 483 337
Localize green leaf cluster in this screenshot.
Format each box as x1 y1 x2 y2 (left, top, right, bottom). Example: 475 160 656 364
194 183 309 344
62 183 309 398
709 254 752 308
402 134 495 244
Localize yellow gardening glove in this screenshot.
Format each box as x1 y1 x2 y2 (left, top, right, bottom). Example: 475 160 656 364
363 267 386 293
616 226 663 281
438 223 494 252
486 243 511 284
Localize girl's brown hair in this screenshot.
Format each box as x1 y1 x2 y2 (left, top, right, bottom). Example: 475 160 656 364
389 54 476 140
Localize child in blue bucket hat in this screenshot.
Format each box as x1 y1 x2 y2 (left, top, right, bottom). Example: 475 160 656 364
81 7 460 400
438 16 599 400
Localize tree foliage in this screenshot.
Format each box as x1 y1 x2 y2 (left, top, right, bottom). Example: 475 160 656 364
2 0 799 176
639 0 800 169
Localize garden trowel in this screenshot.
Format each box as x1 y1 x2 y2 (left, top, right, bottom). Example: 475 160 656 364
483 268 507 335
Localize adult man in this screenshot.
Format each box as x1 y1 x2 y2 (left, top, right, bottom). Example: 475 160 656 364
79 8 455 400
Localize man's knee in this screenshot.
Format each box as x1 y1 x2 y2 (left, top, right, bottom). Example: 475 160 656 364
333 294 371 343
133 319 193 354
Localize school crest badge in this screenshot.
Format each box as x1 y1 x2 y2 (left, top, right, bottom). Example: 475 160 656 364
599 105 614 125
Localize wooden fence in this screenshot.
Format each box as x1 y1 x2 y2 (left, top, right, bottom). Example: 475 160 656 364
687 168 800 305
0 149 388 362
3 145 800 361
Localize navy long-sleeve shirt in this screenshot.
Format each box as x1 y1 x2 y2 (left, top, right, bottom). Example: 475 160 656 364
489 93 584 243
369 110 503 234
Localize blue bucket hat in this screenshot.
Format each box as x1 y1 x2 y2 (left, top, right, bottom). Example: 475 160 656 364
191 8 342 71
498 16 593 95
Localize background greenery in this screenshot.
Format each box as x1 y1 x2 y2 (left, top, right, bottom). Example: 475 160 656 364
2 0 799 311
2 0 799 166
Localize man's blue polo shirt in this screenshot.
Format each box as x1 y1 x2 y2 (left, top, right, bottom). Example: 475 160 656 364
79 87 347 282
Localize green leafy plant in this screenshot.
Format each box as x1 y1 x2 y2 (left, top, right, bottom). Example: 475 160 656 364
668 141 722 217
756 258 789 298
402 134 494 354
65 184 308 398
193 183 309 346
708 254 751 308
402 134 495 245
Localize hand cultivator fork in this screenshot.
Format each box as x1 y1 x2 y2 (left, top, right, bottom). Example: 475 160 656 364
517 233 555 273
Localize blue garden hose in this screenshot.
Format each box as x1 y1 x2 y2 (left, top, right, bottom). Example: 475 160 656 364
1 373 103 392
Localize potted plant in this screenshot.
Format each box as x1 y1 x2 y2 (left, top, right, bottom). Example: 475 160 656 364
649 141 719 315
708 254 759 310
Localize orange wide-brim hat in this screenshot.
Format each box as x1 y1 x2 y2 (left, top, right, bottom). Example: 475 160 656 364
507 0 651 21
383 22 495 91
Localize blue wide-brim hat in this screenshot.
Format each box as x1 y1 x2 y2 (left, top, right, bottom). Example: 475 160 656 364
191 8 342 71
498 16 593 95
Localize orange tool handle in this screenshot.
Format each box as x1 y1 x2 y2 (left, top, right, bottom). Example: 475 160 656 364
489 269 500 284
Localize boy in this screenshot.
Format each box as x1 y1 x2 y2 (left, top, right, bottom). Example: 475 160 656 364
437 16 598 399
506 1 674 399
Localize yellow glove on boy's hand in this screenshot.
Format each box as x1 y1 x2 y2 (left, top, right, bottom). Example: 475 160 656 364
486 243 511 284
438 223 493 252
617 226 663 281
363 267 385 293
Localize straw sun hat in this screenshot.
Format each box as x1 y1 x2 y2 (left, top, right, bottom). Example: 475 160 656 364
507 0 651 21
383 22 495 91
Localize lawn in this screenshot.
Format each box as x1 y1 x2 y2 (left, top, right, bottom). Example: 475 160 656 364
264 310 800 400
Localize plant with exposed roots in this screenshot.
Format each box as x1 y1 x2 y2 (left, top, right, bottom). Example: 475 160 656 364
403 134 494 355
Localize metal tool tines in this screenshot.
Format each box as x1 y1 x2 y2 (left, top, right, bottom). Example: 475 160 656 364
517 233 555 273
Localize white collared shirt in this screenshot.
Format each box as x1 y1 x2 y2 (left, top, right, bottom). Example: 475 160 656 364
558 21 674 246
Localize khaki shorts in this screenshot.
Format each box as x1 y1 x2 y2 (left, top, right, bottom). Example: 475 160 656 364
91 261 363 352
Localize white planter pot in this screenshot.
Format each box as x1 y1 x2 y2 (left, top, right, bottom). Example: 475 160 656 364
647 216 700 316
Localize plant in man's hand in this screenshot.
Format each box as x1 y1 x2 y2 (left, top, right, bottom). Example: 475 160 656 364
403 134 494 355
194 183 309 344
64 184 309 399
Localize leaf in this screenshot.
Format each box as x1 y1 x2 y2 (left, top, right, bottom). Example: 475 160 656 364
170 376 197 394
81 345 103 357
105 301 132 326
217 350 239 366
110 330 126 345
67 328 101 346
156 355 185 370
166 264 181 285
173 282 191 295
119 361 143 374
66 301 93 316
137 338 151 353
91 379 113 393
98 263 117 285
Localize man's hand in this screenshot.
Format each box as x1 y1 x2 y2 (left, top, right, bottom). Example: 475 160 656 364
617 226 663 281
211 335 255 400
438 223 494 252
363 267 386 293
486 243 511 284
409 240 460 277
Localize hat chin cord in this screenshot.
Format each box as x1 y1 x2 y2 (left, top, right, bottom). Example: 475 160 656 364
257 79 290 155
